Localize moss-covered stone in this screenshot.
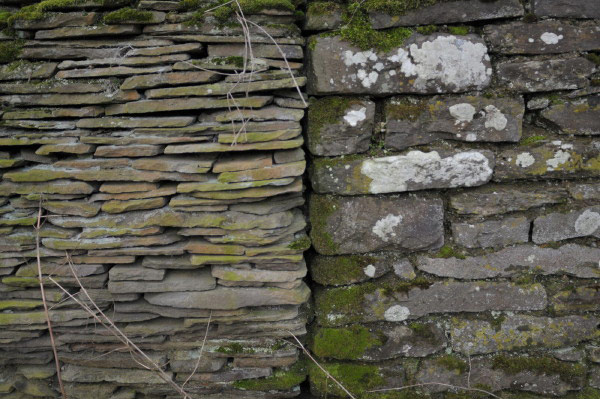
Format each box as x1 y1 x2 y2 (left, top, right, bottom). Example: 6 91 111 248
309 361 385 397
492 355 585 383
234 359 306 390
0 41 23 64
308 194 340 254
103 7 153 23
311 255 378 285
311 326 383 359
436 354 468 373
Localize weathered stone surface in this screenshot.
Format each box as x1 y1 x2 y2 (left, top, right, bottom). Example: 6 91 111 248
55 65 172 79
165 138 303 154
307 97 374 156
100 182 159 194
213 153 272 173
101 197 167 214
315 280 546 326
307 34 492 95
109 270 215 293
451 315 600 354
121 70 219 89
533 206 600 243
61 365 170 384
305 2 343 31
0 180 94 196
310 150 494 195
35 25 141 40
495 140 600 180
3 107 103 119
42 200 100 217
385 95 523 149
106 96 272 115
0 62 57 81
496 57 595 92
309 195 444 255
145 283 310 309
417 243 600 279
58 54 189 69
533 0 600 18
14 12 98 30
132 156 214 174
451 216 530 248
43 233 180 250
0 91 140 106
485 20 600 54
212 265 306 283
449 184 567 216
369 0 523 28
94 145 163 158
311 323 445 361
78 116 195 129
540 96 600 135
217 161 305 183
208 44 303 59
569 183 600 200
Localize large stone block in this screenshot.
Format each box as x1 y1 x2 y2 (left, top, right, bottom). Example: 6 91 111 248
385 95 523 149
451 216 530 249
369 0 523 28
307 33 492 95
533 206 600 243
533 0 600 18
310 150 494 195
309 195 444 255
540 96 600 135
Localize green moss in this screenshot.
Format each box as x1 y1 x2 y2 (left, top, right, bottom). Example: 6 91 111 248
492 355 585 383
436 355 468 373
185 0 295 24
312 326 382 359
234 360 306 390
578 388 600 399
103 7 153 23
307 1 340 16
309 96 361 138
287 236 311 251
311 255 377 285
337 10 414 52
10 0 118 23
309 194 340 254
211 56 245 68
359 0 449 15
447 25 469 35
0 40 23 64
386 98 427 122
519 135 546 146
585 53 600 66
309 361 384 396
489 313 506 332
408 322 436 340
215 342 256 354
0 300 43 311
415 24 436 34
433 245 466 259
0 11 13 28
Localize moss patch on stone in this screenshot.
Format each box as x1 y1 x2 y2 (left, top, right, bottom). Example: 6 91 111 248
492 355 585 383
358 0 450 15
184 0 295 24
307 1 340 16
433 245 466 259
0 41 23 64
337 10 414 52
312 325 382 359
311 255 377 285
436 354 468 373
11 0 115 22
309 361 385 396
309 194 340 254
234 360 306 390
103 7 153 23
447 25 469 35
519 135 546 146
386 98 427 122
308 96 363 139
287 236 311 251
215 342 256 354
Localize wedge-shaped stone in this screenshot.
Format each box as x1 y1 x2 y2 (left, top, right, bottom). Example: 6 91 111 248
14 12 98 30
126 43 201 57
0 62 57 81
35 25 141 40
121 71 219 90
417 243 600 279
495 140 600 180
0 91 140 106
20 46 122 60
42 233 181 250
208 44 303 59
55 65 172 79
58 54 189 69
100 182 159 193
165 138 302 154
451 315 600 355
188 177 302 199
308 34 491 95
315 281 546 326
43 201 100 217
61 365 170 384
3 107 103 119
146 282 310 309
218 128 301 144
146 77 306 98
1 119 77 130
132 155 215 174
369 0 523 29
0 81 109 94
105 96 272 115
217 161 305 183
77 116 195 129
213 153 272 173
497 57 595 92
385 95 523 149
533 206 600 243
91 186 176 201
212 264 307 283
310 195 444 255
177 177 294 193
101 197 167 214
485 20 600 54
541 97 600 135
79 226 162 239
311 150 494 195
109 269 215 293
94 145 163 157
190 253 303 265
0 180 94 196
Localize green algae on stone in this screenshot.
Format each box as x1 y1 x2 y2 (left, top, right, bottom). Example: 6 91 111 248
0 300 43 311
519 135 547 146
436 354 468 373
309 194 340 255
103 7 153 23
492 355 585 383
447 25 469 35
311 325 382 359
308 361 385 397
234 360 306 390
287 236 311 251
336 10 414 52
433 245 466 260
0 41 23 64
311 255 377 285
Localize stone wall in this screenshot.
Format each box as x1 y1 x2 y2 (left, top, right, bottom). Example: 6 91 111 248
304 0 600 397
0 1 310 398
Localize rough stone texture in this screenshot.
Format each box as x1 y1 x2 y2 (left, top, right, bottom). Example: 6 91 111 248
385 95 524 149
533 206 600 243
533 0 600 18
309 195 444 255
540 96 600 135
307 34 492 95
310 150 494 195
451 216 530 248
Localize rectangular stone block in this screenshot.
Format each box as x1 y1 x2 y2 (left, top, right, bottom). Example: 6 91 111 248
533 206 600 243
533 0 600 18
309 194 444 255
451 216 530 248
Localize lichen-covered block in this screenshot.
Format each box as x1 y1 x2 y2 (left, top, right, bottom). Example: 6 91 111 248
309 194 444 255
307 96 375 156
385 95 524 149
532 206 600 243
307 33 492 95
540 96 600 135
304 2 343 31
310 150 494 195
451 216 530 249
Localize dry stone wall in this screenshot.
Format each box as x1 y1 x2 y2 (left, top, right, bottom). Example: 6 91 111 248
0 1 310 398
305 0 600 398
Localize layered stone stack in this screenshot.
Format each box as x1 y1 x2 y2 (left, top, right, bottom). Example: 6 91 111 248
305 0 600 397
0 0 310 398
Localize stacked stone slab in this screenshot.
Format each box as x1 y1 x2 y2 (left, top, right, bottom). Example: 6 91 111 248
0 0 310 398
305 0 600 397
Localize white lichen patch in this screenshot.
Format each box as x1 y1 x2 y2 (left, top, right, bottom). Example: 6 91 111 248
357 69 379 88
449 103 476 124
363 264 376 278
403 36 491 91
540 32 563 45
384 305 410 322
574 209 600 235
372 214 403 242
546 150 571 170
483 105 508 131
343 107 367 127
516 152 535 168
361 151 493 194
